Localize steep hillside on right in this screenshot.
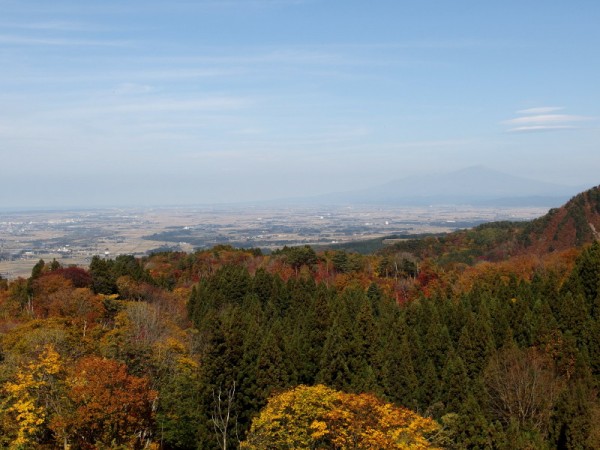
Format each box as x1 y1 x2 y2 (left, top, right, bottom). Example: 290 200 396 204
519 184 600 254
380 185 600 265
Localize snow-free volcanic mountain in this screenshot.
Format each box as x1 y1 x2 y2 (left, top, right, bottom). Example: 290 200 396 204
316 166 581 206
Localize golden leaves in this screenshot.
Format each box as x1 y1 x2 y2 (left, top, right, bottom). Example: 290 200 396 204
2 344 63 447
241 384 441 449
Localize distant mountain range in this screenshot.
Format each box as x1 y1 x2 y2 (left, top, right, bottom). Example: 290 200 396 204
307 166 584 207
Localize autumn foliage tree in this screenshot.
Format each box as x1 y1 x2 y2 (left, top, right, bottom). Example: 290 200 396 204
241 384 441 449
50 356 157 449
3 233 600 449
0 344 64 448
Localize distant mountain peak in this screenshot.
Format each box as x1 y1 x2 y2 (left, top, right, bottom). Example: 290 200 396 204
317 166 579 207
454 165 497 174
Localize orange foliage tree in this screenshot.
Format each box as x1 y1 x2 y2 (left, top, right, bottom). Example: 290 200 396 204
50 356 157 449
322 391 441 449
241 384 441 449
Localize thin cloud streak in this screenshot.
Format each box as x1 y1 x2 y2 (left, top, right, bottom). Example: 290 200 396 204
390 138 477 149
0 68 243 84
0 21 94 32
32 97 253 120
0 0 307 16
503 107 595 133
111 98 251 113
505 114 592 125
0 34 133 47
508 125 579 133
517 107 563 115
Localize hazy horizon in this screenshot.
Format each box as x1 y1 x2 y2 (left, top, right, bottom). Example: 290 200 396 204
0 164 591 212
1 1 599 208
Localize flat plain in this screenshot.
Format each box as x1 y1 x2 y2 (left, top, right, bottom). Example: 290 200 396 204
0 204 548 279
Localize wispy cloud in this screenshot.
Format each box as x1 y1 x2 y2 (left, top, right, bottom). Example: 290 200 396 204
187 0 307 6
0 68 242 85
0 21 92 32
507 114 591 125
31 96 252 121
516 106 563 115
508 125 578 133
113 83 153 95
0 0 306 16
111 97 250 113
504 107 594 133
0 34 132 47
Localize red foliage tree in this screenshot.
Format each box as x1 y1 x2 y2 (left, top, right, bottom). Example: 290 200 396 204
48 267 93 288
51 356 157 449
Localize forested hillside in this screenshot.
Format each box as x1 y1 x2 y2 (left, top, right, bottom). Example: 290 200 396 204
382 185 600 265
1 192 600 448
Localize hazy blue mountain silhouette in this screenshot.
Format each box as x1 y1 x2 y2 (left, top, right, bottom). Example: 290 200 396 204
311 166 582 206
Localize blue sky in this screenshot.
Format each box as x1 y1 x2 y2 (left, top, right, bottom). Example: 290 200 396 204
1 0 599 207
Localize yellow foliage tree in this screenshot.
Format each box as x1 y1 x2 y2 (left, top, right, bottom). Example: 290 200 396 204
1 344 63 447
241 384 441 449
241 384 339 449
